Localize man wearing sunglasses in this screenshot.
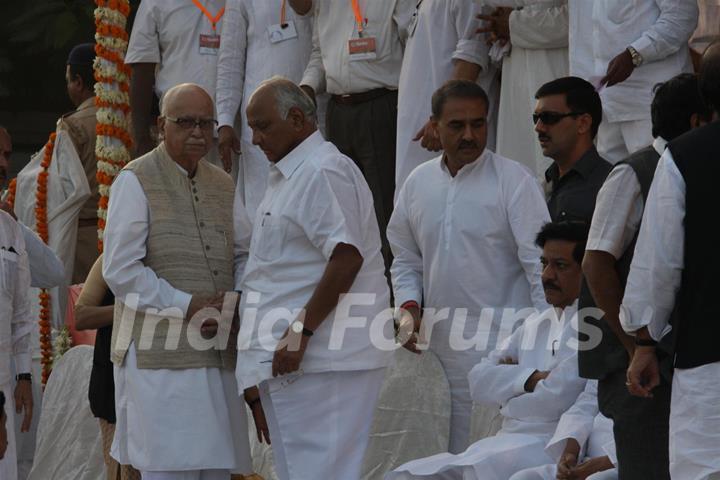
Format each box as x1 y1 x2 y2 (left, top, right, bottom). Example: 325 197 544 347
534 76 612 225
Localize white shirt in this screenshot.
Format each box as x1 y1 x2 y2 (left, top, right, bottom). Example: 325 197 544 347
569 0 698 122
388 151 550 320
216 0 315 218
103 165 192 315
0 211 32 385
235 131 392 389
126 0 226 101
545 380 617 465
17 222 65 289
300 0 415 95
619 149 684 339
587 137 667 258
395 0 491 192
469 302 587 439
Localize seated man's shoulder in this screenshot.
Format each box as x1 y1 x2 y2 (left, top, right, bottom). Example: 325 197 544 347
200 160 234 189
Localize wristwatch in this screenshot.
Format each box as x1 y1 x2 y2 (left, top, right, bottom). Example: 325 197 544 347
634 337 657 347
16 373 32 382
627 46 643 67
291 321 314 337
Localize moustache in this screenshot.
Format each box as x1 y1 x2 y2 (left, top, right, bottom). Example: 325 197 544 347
458 141 478 150
543 281 561 291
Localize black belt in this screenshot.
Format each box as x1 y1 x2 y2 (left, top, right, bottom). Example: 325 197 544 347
331 88 395 105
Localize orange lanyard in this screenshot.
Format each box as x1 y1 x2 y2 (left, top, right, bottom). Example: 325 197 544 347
280 0 288 27
192 0 225 32
350 0 366 36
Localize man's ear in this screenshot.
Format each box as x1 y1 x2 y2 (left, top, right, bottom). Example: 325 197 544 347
288 106 305 130
157 116 166 139
577 113 593 136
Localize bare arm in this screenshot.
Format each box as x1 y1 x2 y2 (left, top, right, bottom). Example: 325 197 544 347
451 59 482 82
582 250 635 355
75 255 114 330
130 63 157 158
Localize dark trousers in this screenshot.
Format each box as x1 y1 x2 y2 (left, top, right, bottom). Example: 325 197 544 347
326 91 397 276
598 369 672 480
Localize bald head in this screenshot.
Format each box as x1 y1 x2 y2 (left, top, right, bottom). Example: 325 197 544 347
700 41 720 116
246 77 317 163
158 83 216 175
161 83 214 118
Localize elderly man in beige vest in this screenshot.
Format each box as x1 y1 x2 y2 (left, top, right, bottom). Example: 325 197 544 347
103 83 252 480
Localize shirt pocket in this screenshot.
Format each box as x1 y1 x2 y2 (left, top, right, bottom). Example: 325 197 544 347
252 216 287 262
0 248 19 294
603 0 638 25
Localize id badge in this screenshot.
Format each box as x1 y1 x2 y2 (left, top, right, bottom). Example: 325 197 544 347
268 20 298 44
199 34 220 55
348 37 377 61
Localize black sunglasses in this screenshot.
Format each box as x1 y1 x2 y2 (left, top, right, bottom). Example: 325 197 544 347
532 111 585 125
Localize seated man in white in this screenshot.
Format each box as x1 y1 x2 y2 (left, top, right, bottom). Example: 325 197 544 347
387 221 589 480
510 381 617 480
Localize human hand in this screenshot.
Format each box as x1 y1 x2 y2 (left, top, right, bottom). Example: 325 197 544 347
524 370 550 392
14 379 33 432
396 304 422 354
499 357 518 365
626 346 660 398
272 326 309 376
412 120 442 152
187 292 226 336
556 438 580 479
569 456 615 480
244 386 271 444
600 49 635 87
477 8 512 44
218 126 240 174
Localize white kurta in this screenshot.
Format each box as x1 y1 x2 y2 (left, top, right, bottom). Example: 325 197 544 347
388 304 587 479
618 150 720 479
0 211 32 480
125 0 226 102
103 166 251 473
235 131 393 390
387 150 550 452
568 0 697 162
395 0 496 193
17 222 65 289
483 0 569 179
216 0 320 220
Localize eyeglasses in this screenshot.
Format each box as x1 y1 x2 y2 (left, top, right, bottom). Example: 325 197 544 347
532 111 585 126
165 116 218 131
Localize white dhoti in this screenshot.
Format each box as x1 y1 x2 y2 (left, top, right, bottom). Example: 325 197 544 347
258 368 386 480
596 117 653 164
0 381 18 480
111 344 251 475
386 433 553 480
670 362 720 480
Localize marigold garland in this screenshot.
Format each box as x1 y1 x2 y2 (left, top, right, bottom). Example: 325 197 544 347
94 0 132 253
36 132 57 386
5 178 16 209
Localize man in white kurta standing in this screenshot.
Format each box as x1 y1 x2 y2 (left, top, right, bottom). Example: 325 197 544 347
477 0 569 178
568 0 698 163
394 0 497 193
621 44 720 480
216 0 316 221
0 210 33 480
387 80 549 454
104 83 251 480
126 0 235 177
388 221 589 480
235 77 393 480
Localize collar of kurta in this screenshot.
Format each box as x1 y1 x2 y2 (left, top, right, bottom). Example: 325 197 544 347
273 130 324 180
76 96 96 112
545 146 602 183
440 149 489 177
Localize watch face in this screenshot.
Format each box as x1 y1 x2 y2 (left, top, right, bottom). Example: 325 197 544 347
291 321 303 334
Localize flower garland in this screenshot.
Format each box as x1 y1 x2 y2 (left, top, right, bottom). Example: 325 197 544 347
5 178 16 209
36 132 57 386
94 0 132 253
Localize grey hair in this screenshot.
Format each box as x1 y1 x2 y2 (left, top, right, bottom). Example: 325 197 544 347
256 76 317 123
